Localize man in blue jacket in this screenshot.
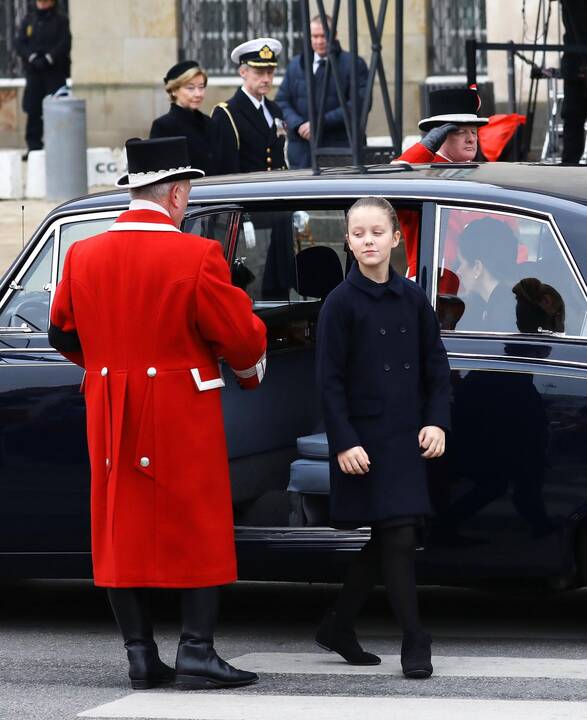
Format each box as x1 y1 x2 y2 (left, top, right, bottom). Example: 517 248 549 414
275 15 369 169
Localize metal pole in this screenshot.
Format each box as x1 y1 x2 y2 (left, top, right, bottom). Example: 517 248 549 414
465 38 478 87
300 0 318 174
507 41 517 114
349 0 360 165
395 0 403 144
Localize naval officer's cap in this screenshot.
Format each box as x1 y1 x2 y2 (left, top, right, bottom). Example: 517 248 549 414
230 37 282 67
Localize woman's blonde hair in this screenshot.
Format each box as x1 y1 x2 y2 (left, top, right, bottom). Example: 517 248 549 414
165 67 208 102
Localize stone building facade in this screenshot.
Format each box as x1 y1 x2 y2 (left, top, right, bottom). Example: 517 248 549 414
0 1 563 153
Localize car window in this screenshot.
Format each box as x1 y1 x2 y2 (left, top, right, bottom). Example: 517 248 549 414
435 207 587 337
183 210 235 248
58 217 114 280
0 232 54 332
231 206 407 303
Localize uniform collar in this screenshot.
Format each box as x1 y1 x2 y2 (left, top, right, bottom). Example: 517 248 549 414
240 86 265 110
128 199 171 218
347 261 404 297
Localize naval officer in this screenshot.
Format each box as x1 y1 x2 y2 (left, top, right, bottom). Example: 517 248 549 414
212 37 287 173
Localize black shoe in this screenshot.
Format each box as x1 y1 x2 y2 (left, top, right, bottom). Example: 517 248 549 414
401 631 433 679
315 611 381 666
126 641 175 690
175 638 258 690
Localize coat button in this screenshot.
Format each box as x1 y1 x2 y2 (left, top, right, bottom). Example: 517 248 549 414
384 364 391 372
101 367 108 376
403 362 411 370
379 328 386 335
140 457 150 468
266 147 271 152
147 367 157 377
399 326 407 334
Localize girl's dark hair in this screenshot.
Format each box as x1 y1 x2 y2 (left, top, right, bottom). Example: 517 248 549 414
346 196 400 233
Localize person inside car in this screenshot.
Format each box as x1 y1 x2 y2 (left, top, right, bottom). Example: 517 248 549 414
315 196 451 679
455 217 518 333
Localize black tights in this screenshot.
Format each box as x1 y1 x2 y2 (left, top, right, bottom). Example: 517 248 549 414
334 524 420 634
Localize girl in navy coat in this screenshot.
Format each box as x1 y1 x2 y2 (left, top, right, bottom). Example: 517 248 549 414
315 197 451 678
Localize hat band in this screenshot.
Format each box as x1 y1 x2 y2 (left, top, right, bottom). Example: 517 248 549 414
128 166 191 184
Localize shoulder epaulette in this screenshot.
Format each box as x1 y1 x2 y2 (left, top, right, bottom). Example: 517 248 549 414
213 102 240 150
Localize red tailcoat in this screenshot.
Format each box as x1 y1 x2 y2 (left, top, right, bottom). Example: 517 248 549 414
50 208 267 588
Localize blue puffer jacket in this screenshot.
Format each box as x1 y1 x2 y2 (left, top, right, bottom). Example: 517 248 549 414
275 43 369 168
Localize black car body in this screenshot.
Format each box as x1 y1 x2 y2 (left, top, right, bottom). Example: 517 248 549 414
1 162 587 588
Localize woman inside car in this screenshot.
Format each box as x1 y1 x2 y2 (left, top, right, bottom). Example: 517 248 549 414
150 60 221 176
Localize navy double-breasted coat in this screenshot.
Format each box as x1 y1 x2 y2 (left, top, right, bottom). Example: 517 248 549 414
316 262 451 525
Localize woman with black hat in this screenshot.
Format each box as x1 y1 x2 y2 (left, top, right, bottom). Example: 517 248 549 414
150 61 221 176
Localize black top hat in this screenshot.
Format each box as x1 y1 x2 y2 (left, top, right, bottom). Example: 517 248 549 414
164 60 200 85
419 87 488 131
115 137 205 188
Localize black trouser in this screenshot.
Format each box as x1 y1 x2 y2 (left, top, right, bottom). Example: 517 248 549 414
22 69 67 151
334 524 421 634
562 78 587 164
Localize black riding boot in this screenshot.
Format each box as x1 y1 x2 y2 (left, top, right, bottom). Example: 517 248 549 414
175 587 258 690
107 588 175 690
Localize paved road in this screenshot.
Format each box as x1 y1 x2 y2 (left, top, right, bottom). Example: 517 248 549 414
0 580 585 719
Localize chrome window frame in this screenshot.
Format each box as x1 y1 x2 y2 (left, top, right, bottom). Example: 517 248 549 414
432 202 587 341
0 210 121 335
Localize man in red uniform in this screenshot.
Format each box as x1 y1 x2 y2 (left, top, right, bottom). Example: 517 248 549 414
397 88 489 280
49 136 267 690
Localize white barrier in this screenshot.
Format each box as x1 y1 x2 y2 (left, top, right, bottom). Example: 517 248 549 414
0 150 23 199
23 147 124 199
25 149 46 199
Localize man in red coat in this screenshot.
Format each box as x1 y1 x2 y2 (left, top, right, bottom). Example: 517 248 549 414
49 136 267 690
397 88 489 280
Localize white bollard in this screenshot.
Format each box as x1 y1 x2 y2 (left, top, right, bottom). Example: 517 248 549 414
0 151 23 199
25 150 46 199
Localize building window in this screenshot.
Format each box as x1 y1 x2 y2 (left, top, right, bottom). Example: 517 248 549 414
429 0 487 75
179 0 304 75
1 0 69 78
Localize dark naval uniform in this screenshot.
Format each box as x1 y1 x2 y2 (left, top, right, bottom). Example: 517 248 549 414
15 3 71 152
212 89 286 173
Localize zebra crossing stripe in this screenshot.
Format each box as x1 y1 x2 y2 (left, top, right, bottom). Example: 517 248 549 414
78 693 587 719
227 652 587 680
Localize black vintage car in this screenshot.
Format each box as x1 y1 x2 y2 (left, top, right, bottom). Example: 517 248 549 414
1 163 586 589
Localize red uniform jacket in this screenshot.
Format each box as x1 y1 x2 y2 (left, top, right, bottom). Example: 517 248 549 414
398 143 448 278
50 208 267 588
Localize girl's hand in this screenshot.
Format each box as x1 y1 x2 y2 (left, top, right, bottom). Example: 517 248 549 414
418 426 445 458
337 446 370 475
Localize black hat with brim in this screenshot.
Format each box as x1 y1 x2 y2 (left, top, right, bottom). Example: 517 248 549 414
419 88 488 131
115 136 204 189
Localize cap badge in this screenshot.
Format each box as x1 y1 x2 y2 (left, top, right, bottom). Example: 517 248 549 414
259 45 273 60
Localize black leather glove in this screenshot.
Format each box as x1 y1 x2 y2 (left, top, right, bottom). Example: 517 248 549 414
30 54 49 72
421 123 459 153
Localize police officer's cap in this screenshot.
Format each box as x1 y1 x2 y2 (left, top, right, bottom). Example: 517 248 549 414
164 60 200 85
230 38 282 67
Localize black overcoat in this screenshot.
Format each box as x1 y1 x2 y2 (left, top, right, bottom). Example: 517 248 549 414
316 262 451 525
150 105 221 177
211 88 286 173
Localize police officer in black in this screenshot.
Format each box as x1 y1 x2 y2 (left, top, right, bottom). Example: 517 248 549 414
561 0 587 163
212 38 287 173
15 0 71 156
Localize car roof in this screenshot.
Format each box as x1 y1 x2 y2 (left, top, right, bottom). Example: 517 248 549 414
48 162 587 218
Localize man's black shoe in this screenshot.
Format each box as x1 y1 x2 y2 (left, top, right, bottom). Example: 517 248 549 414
315 610 381 666
401 631 433 678
175 638 258 689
